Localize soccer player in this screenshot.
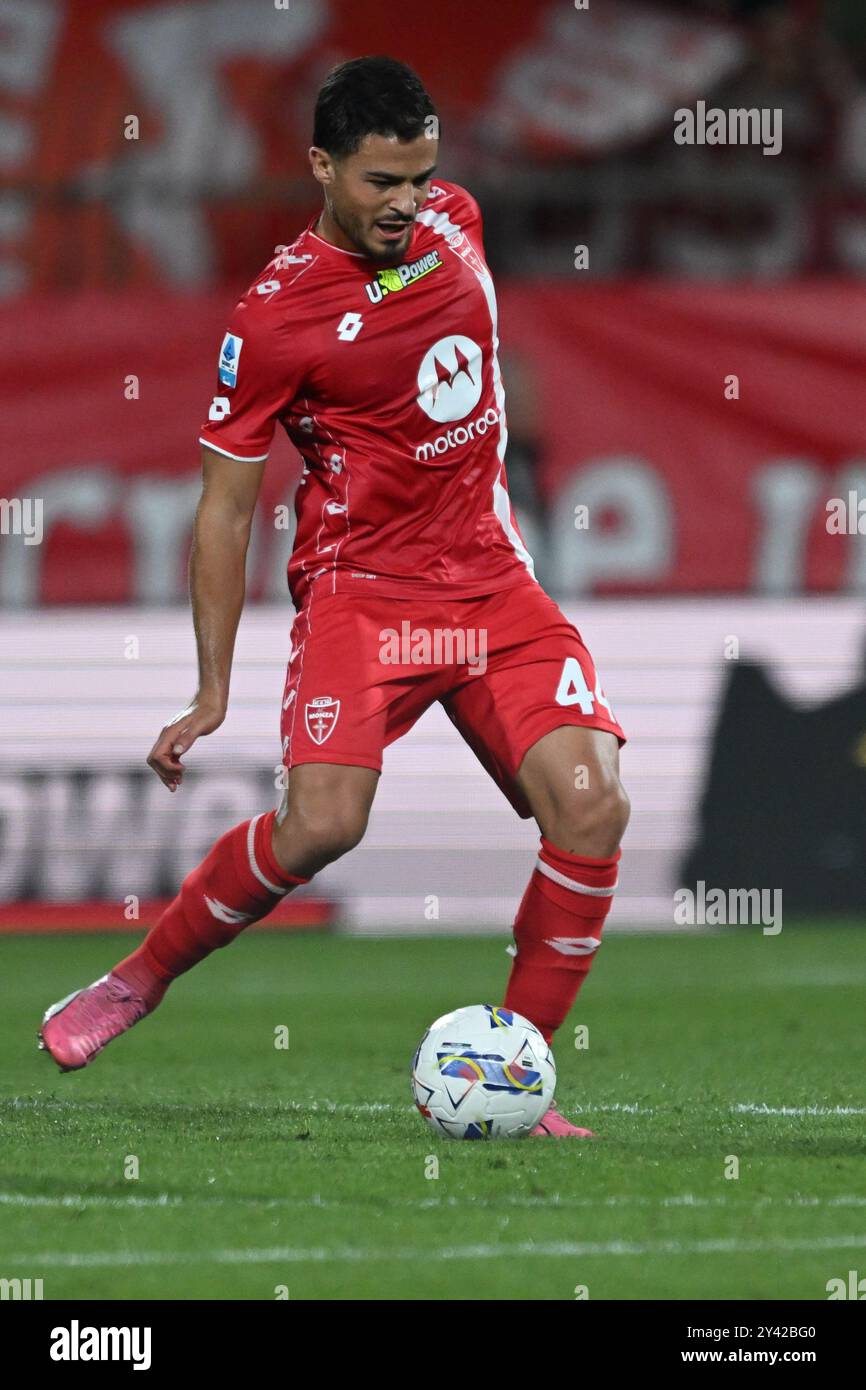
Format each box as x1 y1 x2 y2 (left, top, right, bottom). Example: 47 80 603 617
39 57 629 1137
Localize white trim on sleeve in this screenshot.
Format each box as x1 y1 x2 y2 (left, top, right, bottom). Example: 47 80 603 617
198 436 270 463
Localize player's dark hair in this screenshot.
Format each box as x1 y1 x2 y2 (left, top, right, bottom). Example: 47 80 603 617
313 56 438 159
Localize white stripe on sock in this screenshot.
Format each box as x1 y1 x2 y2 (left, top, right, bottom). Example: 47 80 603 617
247 814 289 897
536 858 617 896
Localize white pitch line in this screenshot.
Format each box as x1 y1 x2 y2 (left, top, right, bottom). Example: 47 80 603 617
733 1104 866 1116
4 1098 656 1117
4 1098 401 1115
6 1233 866 1269
6 1099 860 1118
0 1192 182 1210
3 1190 866 1214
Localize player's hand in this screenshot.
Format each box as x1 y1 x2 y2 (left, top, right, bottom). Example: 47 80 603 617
146 697 226 792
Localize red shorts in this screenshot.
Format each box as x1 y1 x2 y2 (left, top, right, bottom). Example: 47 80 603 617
279 577 625 819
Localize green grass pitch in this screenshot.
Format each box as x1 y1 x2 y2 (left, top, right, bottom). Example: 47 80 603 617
1 924 864 1300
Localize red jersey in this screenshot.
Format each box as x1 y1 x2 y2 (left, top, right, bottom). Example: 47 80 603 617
198 181 536 607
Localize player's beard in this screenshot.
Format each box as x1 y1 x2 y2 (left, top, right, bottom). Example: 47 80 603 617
335 202 412 264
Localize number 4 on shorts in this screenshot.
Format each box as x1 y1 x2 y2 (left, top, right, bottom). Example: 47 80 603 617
555 656 615 720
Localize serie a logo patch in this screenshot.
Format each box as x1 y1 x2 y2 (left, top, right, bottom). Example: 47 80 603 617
218 333 243 388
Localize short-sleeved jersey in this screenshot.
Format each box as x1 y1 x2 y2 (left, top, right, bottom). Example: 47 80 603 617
198 181 536 607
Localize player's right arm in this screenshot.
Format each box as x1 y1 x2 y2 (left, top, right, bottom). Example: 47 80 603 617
147 278 302 790
146 445 265 791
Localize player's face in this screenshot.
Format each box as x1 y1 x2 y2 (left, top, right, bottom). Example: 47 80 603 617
311 132 438 264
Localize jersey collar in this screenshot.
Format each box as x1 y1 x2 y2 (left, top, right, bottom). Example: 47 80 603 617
304 212 419 264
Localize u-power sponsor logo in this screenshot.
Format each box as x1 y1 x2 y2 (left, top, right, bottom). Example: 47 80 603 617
365 250 442 304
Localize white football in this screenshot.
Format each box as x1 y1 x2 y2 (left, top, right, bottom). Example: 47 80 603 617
410 1004 556 1139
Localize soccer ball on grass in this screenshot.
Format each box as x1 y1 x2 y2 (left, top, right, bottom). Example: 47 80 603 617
410 1004 555 1139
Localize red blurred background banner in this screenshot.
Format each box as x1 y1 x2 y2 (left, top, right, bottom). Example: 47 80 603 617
2 282 864 602
5 0 755 293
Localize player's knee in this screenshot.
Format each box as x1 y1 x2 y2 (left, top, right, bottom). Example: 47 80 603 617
606 778 631 843
547 775 630 856
274 797 369 867
585 776 630 845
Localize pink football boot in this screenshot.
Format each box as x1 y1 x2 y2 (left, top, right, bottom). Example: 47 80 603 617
38 973 153 1072
531 1105 596 1138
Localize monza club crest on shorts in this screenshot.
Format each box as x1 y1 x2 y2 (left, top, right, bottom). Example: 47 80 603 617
305 695 340 745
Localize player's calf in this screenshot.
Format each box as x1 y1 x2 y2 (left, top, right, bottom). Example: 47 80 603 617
503 834 621 1045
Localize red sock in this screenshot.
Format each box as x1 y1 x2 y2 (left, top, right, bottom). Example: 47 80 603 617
113 810 308 1005
503 835 620 1045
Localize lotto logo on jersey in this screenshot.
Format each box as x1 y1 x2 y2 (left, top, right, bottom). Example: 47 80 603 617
305 695 340 745
218 333 243 388
364 250 442 304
